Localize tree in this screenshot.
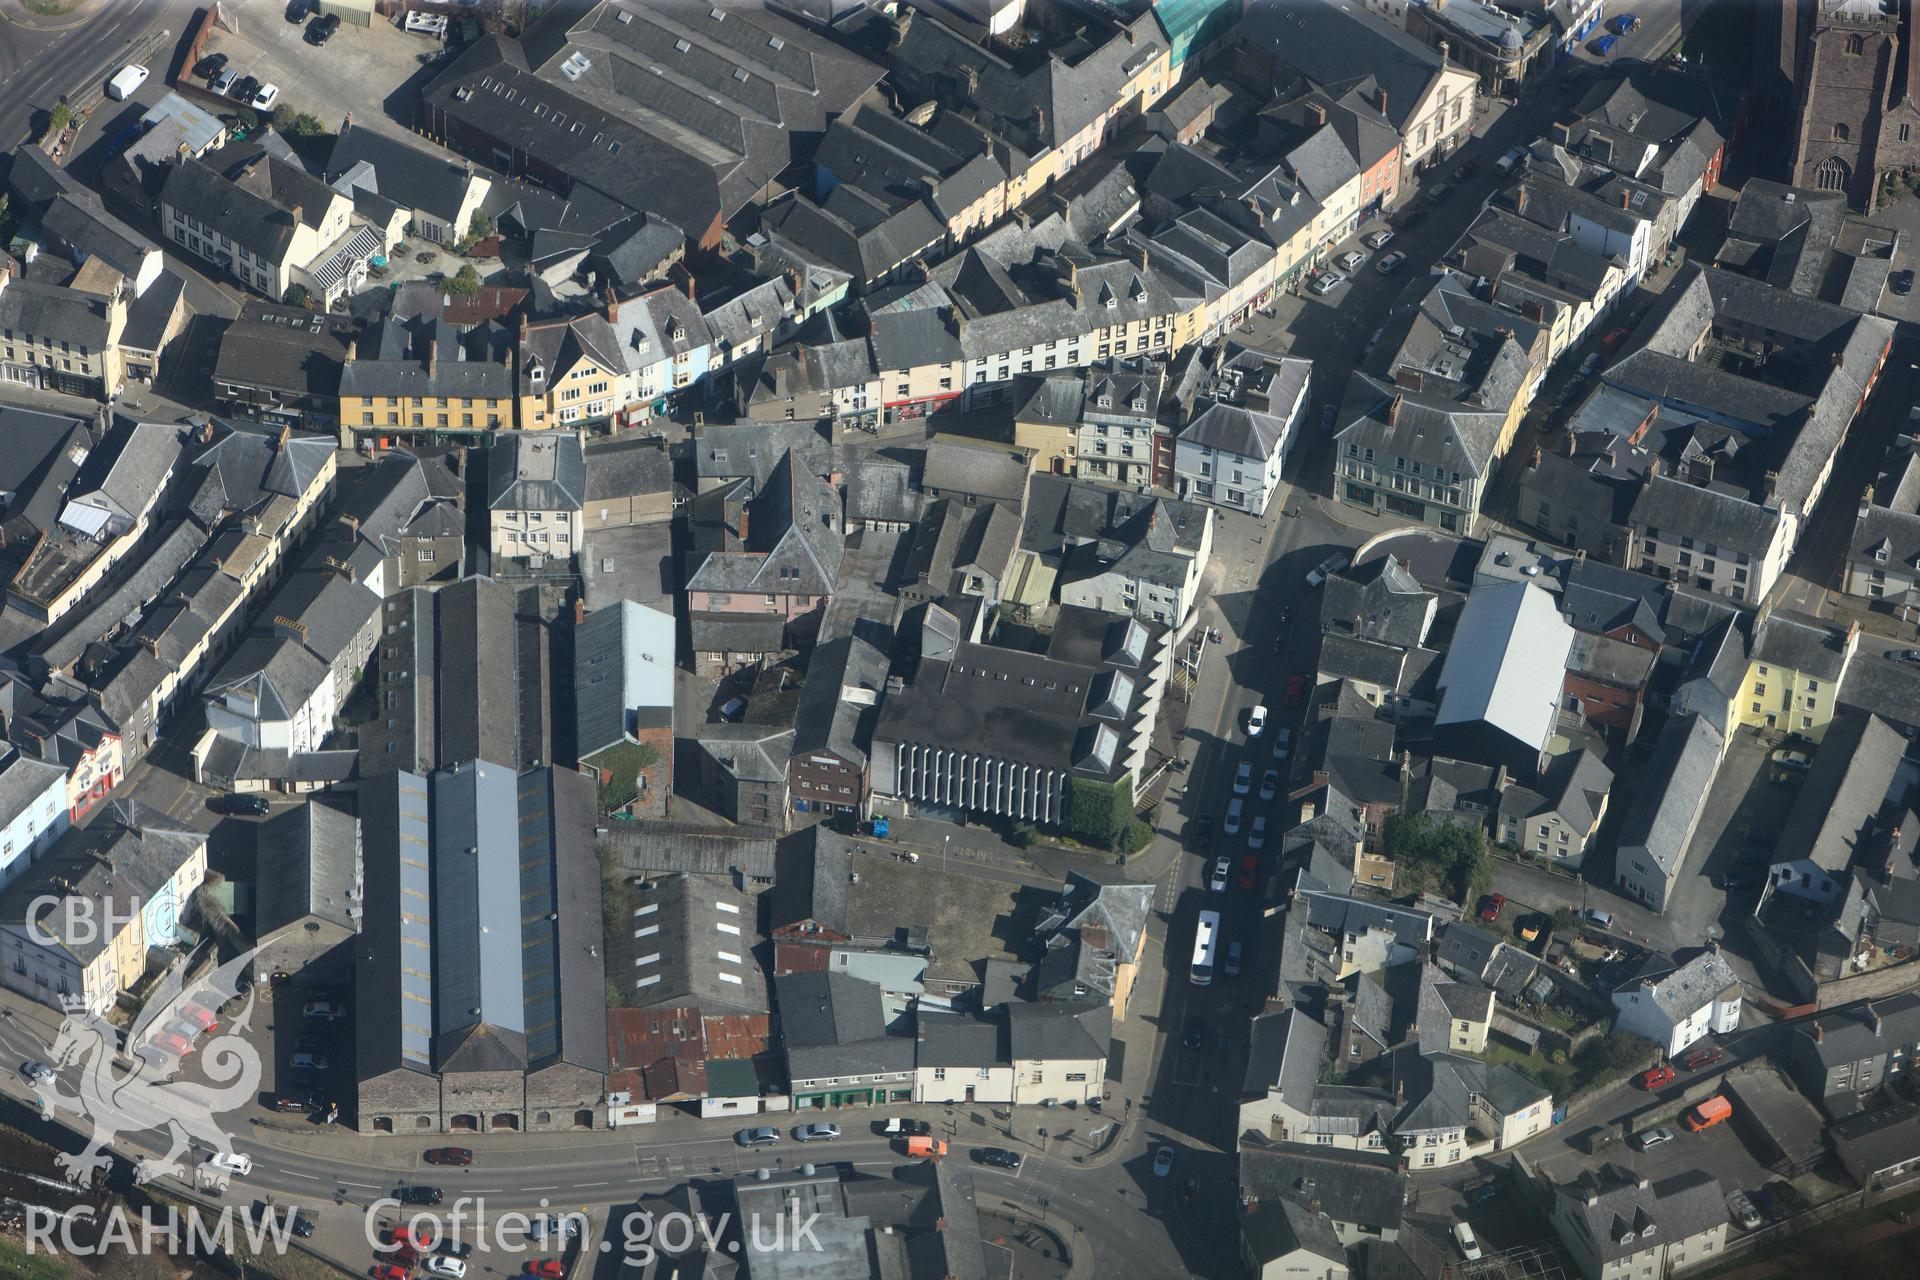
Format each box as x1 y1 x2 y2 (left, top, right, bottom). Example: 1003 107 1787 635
1063 775 1131 847
47 103 74 134
272 106 326 138
1383 811 1490 902
281 283 312 309
444 264 482 297
466 211 494 242
1579 1030 1659 1075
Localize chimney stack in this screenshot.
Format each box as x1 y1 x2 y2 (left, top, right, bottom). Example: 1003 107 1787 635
1815 1022 1824 1043
1376 87 1388 114
1869 1002 1884 1036
605 286 619 324
1619 187 1631 209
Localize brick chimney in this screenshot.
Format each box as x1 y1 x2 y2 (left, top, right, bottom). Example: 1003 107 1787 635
1515 185 1529 217
605 286 619 324
1389 394 1405 424
1815 1021 1824 1043
1619 187 1631 209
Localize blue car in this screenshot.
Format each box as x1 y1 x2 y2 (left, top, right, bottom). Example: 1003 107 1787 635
1611 13 1638 34
1595 34 1619 55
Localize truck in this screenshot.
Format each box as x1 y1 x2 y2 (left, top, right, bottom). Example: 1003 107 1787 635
1682 1095 1732 1132
106 64 149 101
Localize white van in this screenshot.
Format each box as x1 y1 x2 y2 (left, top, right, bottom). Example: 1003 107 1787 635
1453 1222 1483 1260
206 1151 252 1177
106 65 149 101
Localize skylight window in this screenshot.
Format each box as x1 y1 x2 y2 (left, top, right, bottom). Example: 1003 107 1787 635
674 38 690 52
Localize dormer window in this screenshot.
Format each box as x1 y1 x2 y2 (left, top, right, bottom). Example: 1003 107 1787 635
1877 545 1890 562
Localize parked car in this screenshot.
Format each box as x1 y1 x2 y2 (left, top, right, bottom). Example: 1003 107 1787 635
1233 761 1253 795
181 1006 218 1031
290 1052 328 1072
307 12 341 44
1308 272 1345 296
1478 893 1506 923
425 1259 466 1279
1258 769 1279 802
1375 251 1406 274
1224 798 1244 837
1248 816 1268 851
1594 33 1619 55
1637 1063 1676 1090
1584 908 1615 928
735 1127 780 1147
1453 1222 1483 1261
218 794 271 816
1319 404 1339 433
1224 940 1244 977
386 1226 434 1250
1600 326 1632 352
423 1147 472 1166
1271 728 1292 761
1464 1180 1502 1205
1683 1048 1722 1071
229 75 259 104
194 52 228 79
1578 353 1602 377
206 1152 252 1177
1894 269 1915 297
251 83 281 111
1209 856 1231 893
1898 649 1920 663
1190 816 1214 851
1631 1125 1675 1151
1451 159 1479 181
1152 1145 1175 1177
209 68 238 96
372 1267 411 1280
1363 229 1394 250
1336 250 1367 272
266 1090 314 1113
1246 704 1268 736
152 1031 192 1056
1237 854 1259 891
304 1000 347 1021
286 0 312 20
20 1060 48 1083
1610 12 1640 33
1284 675 1309 707
106 64 149 101
523 1263 566 1280
1726 1189 1763 1231
1427 181 1455 202
1305 554 1348 587
1181 1016 1205 1050
1495 145 1529 176
1517 916 1542 943
792 1123 840 1142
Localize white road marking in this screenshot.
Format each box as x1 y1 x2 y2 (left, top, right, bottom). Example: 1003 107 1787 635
573 1181 609 1188
280 1170 319 1180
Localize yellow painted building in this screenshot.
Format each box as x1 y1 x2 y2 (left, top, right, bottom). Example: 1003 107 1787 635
1736 611 1857 742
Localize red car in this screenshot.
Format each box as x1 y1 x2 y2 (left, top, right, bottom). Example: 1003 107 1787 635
371 1267 411 1280
1284 675 1309 707
1638 1064 1676 1090
524 1263 566 1279
1478 894 1506 923
385 1226 434 1250
423 1147 473 1166
1683 1048 1722 1071
152 1030 192 1056
1600 326 1631 352
1237 853 1259 890
181 1006 218 1031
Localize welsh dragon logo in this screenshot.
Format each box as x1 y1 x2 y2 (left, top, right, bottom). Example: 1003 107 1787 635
31 950 262 1190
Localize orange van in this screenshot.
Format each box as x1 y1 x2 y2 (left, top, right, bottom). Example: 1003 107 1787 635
905 1136 948 1159
1682 1095 1732 1132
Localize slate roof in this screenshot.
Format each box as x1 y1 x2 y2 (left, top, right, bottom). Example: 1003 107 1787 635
1007 1000 1111 1062
1554 1168 1727 1264
214 301 356 398
1624 948 1740 1021
326 124 482 225
789 633 887 768
626 873 768 1017
488 431 586 512
256 800 360 939
0 276 113 350
1033 870 1153 1005
769 824 853 935
1181 401 1290 462
1323 555 1435 648
1242 1200 1346 1269
0 807 204 967
777 970 914 1079
160 151 339 266
1772 710 1905 876
1615 712 1724 880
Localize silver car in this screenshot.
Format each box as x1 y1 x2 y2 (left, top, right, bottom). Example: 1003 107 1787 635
735 1126 781 1147
792 1123 841 1142
1631 1125 1675 1151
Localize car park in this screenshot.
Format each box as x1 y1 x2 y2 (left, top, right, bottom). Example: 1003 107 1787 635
1248 816 1267 850
1259 769 1279 801
1233 761 1253 795
1363 229 1394 250
793 1123 840 1142
1209 856 1231 893
1152 1145 1174 1177
735 1127 780 1147
1638 1063 1676 1090
423 1147 472 1166
1375 251 1406 274
1631 1125 1674 1151
1336 250 1366 272
973 1147 1023 1170
1308 272 1345 296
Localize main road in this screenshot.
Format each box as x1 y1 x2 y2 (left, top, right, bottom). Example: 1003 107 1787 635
0 0 199 148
